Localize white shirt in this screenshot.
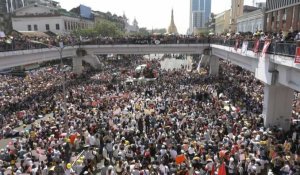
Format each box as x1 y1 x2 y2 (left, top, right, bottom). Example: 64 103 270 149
188 147 195 155
159 164 169 175
170 149 177 159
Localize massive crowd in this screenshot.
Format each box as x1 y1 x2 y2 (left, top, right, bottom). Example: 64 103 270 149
1 30 300 55
0 54 299 175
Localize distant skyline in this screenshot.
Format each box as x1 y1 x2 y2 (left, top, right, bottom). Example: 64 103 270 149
55 0 265 34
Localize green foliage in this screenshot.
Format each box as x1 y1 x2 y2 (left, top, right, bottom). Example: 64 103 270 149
72 20 124 37
138 28 150 36
151 28 167 34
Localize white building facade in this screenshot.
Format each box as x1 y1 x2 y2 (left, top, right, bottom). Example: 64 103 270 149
237 9 265 33
12 4 93 35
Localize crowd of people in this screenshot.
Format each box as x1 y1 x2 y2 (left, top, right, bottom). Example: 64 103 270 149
1 30 300 55
0 53 299 175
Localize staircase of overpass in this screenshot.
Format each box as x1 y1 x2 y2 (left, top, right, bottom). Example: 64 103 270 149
0 41 300 130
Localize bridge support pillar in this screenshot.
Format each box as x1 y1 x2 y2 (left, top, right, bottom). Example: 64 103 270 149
263 84 294 131
72 57 83 75
209 55 219 76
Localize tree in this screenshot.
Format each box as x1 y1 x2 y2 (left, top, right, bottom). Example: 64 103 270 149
94 21 124 37
206 13 215 34
136 28 150 36
72 20 124 37
151 28 167 34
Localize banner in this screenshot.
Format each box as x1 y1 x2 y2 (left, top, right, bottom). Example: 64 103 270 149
261 40 271 58
241 41 248 55
295 47 300 64
234 39 240 51
253 40 260 53
218 162 227 175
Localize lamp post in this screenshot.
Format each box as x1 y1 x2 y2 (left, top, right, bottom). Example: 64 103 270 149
58 42 67 115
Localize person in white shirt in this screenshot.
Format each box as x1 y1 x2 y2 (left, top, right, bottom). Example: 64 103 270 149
159 163 169 175
160 145 167 156
254 159 262 174
188 145 195 159
280 161 291 175
169 147 177 160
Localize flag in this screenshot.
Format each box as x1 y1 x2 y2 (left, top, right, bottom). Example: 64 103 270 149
218 162 226 175
211 164 215 175
241 41 248 55
175 154 186 164
295 47 300 64
261 40 271 58
253 40 260 53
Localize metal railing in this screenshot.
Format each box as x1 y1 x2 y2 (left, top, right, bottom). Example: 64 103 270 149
210 39 297 57
0 38 298 58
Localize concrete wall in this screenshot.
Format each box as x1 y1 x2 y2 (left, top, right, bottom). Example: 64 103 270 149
12 16 65 33
12 16 94 34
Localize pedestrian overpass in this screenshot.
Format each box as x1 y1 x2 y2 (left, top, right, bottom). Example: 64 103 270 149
0 43 300 131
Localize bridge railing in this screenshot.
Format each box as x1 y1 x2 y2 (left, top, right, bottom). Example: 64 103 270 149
0 38 210 52
0 38 297 58
210 39 297 57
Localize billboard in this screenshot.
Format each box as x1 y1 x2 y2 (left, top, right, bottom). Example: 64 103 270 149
80 4 92 19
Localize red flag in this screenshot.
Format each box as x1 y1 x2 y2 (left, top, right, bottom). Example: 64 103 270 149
295 47 300 64
262 40 271 55
253 40 260 53
211 164 215 175
218 162 226 175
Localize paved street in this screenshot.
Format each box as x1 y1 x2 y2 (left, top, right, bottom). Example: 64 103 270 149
0 113 54 149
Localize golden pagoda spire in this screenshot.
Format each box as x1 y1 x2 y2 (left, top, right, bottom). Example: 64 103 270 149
168 9 178 34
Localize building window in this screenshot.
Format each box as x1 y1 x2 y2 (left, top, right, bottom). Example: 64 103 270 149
45 24 50 30
34 24 38 31
27 25 32 31
64 21 67 30
56 24 60 30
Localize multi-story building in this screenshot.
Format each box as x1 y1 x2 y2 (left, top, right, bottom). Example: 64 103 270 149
237 8 265 33
0 0 59 13
215 9 231 35
12 3 93 34
230 0 244 32
265 0 300 33
188 0 211 34
0 0 61 33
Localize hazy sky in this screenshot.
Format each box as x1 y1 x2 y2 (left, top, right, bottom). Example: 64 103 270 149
56 0 265 34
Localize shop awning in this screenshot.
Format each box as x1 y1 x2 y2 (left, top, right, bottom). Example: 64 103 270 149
18 31 50 37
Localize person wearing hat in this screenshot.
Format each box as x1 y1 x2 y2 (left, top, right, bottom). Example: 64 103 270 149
65 163 74 175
